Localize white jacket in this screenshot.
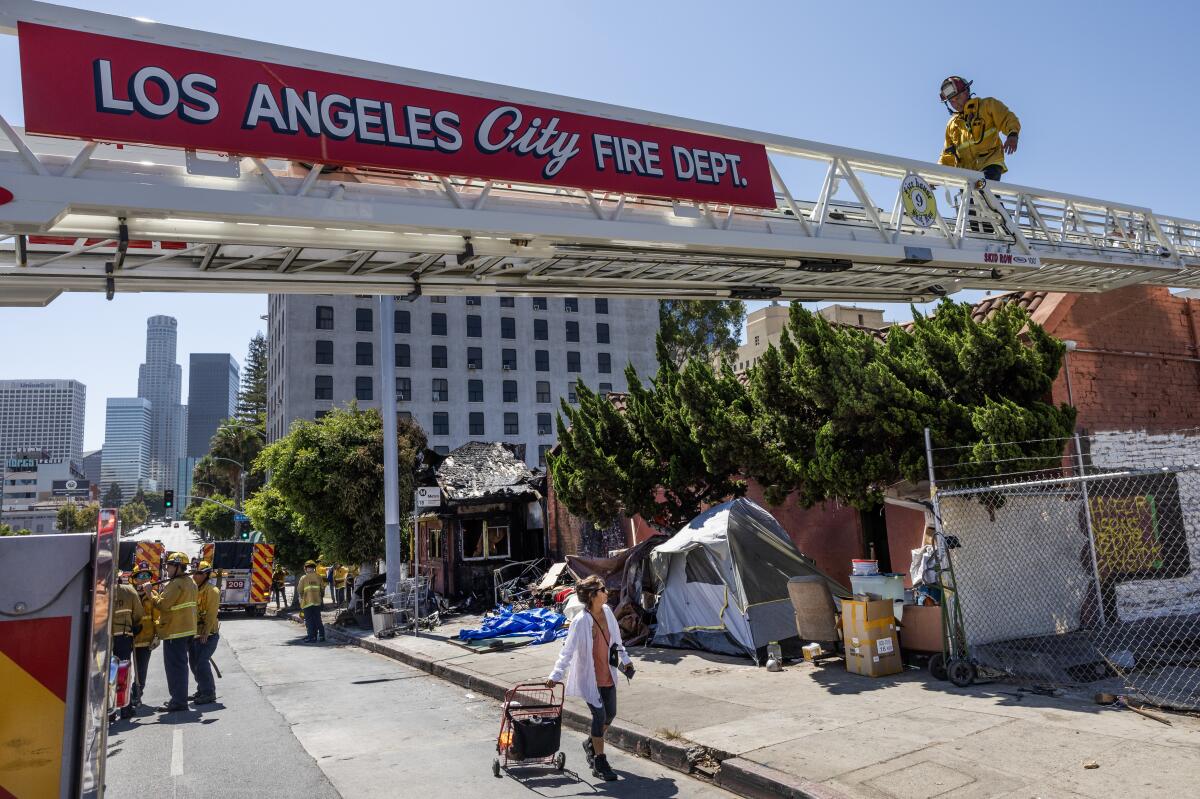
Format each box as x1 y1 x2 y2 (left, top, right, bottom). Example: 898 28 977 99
548 604 631 709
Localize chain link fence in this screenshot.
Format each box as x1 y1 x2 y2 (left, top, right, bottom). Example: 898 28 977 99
931 432 1200 710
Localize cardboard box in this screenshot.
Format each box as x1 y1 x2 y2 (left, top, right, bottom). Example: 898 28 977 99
898 604 943 653
842 596 903 677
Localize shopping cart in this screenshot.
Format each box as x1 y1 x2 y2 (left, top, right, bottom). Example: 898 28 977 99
492 682 566 778
370 575 438 637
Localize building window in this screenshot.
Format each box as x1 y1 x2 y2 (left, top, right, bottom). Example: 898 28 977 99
432 412 449 436
399 410 412 421
532 297 548 311
395 343 410 368
355 376 373 401
500 297 515 307
465 295 481 306
598 352 611 373
565 320 579 342
431 345 447 368
567 387 578 404
565 298 579 313
504 412 519 435
356 307 373 332
466 314 482 338
468 379 484 402
595 298 609 314
315 410 329 420
503 380 518 402
461 519 510 560
431 312 447 336
534 318 548 340
538 444 551 468
500 317 516 339
316 305 334 330
314 375 333 400
356 341 373 366
596 323 610 344
567 351 581 372
536 381 551 403
535 350 550 372
467 347 483 369
315 339 333 365
432 378 449 402
537 412 552 435
431 295 446 303
434 444 449 454
394 309 410 334
502 348 517 370
469 412 485 435
396 377 411 401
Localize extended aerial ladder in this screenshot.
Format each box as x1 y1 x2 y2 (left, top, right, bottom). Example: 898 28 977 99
0 0 1197 308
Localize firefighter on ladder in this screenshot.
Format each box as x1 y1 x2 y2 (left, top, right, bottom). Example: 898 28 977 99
937 76 1020 181
189 560 221 705
155 551 198 712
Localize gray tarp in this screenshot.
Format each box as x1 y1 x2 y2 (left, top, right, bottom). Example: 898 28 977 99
650 498 849 662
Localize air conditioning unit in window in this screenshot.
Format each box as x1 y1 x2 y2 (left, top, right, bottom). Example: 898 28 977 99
467 362 480 370
502 364 513 371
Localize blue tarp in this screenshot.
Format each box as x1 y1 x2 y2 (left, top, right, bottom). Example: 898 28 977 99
457 606 567 645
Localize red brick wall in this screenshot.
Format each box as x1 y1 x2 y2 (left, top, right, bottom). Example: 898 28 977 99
884 504 928 589
1046 287 1200 433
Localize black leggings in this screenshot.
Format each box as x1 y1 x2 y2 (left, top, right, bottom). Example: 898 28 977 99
588 685 617 737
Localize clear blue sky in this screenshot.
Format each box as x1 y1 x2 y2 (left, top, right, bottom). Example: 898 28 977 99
2 0 1198 449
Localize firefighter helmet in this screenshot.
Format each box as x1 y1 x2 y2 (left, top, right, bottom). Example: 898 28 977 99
165 551 189 566
940 76 973 108
195 560 213 573
304 559 317 568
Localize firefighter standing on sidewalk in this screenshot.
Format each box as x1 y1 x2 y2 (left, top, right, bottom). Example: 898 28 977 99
154 551 198 712
111 572 144 717
297 560 326 642
189 560 221 705
937 75 1020 181
131 564 159 709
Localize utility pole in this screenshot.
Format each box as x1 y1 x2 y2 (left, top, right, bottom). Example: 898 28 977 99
380 294 401 595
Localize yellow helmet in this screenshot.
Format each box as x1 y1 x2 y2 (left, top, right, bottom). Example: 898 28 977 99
304 559 317 568
165 551 189 566
195 560 213 572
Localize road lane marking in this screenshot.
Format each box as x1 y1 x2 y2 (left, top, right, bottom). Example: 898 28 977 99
171 728 184 776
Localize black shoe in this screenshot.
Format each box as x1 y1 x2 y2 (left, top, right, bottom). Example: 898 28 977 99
303 637 315 643
582 738 595 768
156 702 188 713
592 754 617 782
193 693 217 705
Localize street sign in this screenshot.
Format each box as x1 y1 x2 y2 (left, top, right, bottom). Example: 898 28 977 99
415 486 442 508
234 513 250 523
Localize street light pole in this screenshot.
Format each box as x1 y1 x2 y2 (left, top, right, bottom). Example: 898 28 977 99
379 294 402 596
209 456 245 538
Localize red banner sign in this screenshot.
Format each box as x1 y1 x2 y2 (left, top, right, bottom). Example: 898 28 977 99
18 23 776 208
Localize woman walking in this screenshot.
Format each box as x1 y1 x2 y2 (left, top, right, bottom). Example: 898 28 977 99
546 575 634 782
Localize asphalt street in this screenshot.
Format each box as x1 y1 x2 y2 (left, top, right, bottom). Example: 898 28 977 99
108 614 733 798
124 521 202 558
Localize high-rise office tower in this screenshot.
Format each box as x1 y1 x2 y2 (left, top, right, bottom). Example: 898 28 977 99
137 315 184 493
100 397 152 502
186 354 240 457
0 379 86 483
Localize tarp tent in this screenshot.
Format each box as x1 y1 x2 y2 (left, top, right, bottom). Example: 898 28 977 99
650 498 849 662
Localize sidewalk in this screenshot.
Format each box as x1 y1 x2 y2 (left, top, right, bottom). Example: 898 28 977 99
282 608 1200 799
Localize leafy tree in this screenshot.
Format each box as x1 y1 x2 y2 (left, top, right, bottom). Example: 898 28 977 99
0 523 32 536
727 301 1075 508
192 455 235 499
185 494 237 540
236 332 269 425
245 485 319 574
256 404 427 566
551 337 746 530
658 300 746 369
57 501 79 532
208 419 266 496
142 491 165 516
102 483 124 507
119 501 149 530
552 299 1076 525
72 502 100 532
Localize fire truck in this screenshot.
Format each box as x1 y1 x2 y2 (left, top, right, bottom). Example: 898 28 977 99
0 509 121 798
117 539 165 580
201 541 276 616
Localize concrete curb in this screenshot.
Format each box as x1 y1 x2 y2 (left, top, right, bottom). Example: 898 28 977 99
279 611 849 799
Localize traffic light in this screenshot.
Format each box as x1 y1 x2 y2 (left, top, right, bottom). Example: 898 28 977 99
164 490 174 509
240 529 250 540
